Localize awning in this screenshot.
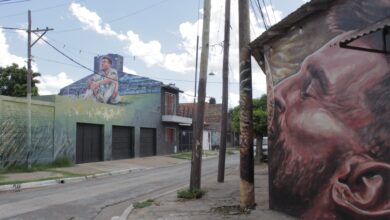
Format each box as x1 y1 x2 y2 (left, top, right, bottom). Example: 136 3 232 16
339 17 390 54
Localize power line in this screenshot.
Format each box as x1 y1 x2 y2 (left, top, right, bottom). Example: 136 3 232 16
268 0 277 22
54 0 173 34
0 0 29 6
260 0 272 26
34 55 83 69
35 33 118 82
0 26 26 31
0 0 72 19
252 0 268 29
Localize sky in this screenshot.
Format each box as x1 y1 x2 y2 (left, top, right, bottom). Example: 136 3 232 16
0 0 308 107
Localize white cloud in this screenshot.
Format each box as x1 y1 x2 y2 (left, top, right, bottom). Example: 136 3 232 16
15 29 46 45
68 1 282 96
229 92 239 108
36 72 74 95
123 31 164 66
180 90 195 103
123 66 137 75
69 3 117 37
0 29 27 68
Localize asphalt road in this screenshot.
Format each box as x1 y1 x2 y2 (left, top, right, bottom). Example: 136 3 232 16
0 155 239 220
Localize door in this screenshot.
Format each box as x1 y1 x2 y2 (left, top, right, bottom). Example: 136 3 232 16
76 123 103 163
140 128 156 157
112 126 134 160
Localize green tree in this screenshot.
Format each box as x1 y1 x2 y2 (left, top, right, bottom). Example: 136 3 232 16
0 63 40 97
230 94 267 162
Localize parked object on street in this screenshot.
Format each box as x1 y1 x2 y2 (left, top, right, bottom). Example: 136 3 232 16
261 137 268 162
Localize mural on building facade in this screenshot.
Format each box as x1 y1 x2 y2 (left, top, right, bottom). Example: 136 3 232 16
84 56 120 104
265 0 390 219
0 93 162 167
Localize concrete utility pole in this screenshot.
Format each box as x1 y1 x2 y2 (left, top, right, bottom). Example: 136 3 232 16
217 0 230 183
26 10 32 168
190 0 211 191
26 10 53 168
238 0 255 209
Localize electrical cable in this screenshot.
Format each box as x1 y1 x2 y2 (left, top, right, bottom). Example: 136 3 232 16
35 33 118 82
261 0 272 26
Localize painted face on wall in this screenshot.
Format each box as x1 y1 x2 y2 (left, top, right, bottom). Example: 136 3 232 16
100 58 111 72
270 31 390 219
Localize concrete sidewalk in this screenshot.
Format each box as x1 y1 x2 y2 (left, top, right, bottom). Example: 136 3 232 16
128 164 296 220
0 156 188 189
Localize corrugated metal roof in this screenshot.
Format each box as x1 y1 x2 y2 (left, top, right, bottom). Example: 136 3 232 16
339 16 390 45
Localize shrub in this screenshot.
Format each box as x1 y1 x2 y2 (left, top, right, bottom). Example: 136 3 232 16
177 188 207 199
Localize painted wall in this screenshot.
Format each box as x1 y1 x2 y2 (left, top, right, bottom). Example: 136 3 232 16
0 96 55 166
0 92 174 166
262 0 390 219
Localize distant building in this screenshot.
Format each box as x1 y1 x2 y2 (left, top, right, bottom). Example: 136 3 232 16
178 102 232 151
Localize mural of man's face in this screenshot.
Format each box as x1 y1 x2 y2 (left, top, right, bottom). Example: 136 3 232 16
270 32 390 218
100 58 111 72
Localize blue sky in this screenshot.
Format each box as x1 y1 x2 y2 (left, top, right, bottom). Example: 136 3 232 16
0 0 307 107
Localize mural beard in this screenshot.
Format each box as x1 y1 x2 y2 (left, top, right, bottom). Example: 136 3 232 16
269 110 346 215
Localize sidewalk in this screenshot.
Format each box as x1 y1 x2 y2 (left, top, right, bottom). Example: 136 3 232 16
0 156 189 190
128 164 296 220
0 151 219 191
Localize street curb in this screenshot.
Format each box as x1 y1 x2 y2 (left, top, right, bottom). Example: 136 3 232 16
0 155 221 193
0 167 145 192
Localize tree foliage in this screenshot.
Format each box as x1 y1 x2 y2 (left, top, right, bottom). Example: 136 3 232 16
230 94 267 137
0 63 40 97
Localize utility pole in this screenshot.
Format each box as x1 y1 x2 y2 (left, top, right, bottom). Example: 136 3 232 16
26 10 53 168
26 10 32 168
190 0 211 191
193 35 199 104
217 0 230 183
238 0 255 209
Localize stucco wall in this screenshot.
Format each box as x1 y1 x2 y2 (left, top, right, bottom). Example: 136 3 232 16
0 96 55 166
0 92 175 166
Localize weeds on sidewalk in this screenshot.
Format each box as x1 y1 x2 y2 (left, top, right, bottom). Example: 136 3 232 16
170 152 192 160
134 199 154 209
226 150 235 155
0 157 74 174
177 188 207 199
210 205 252 216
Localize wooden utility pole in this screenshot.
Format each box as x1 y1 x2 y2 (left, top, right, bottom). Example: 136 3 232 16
190 0 211 191
217 0 231 183
238 0 255 209
26 10 53 168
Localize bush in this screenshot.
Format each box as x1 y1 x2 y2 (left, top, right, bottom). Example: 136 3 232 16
0 157 74 174
51 157 74 167
177 188 207 199
134 199 154 209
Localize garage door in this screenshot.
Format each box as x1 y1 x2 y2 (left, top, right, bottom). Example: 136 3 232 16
76 123 103 164
112 126 134 160
140 128 156 157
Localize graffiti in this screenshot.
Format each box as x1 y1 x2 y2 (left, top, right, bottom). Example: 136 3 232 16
266 0 390 219
84 56 120 104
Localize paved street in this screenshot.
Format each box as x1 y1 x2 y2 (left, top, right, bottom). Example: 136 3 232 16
0 155 238 220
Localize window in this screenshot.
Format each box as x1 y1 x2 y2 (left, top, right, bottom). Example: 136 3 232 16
165 127 176 143
164 92 176 115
